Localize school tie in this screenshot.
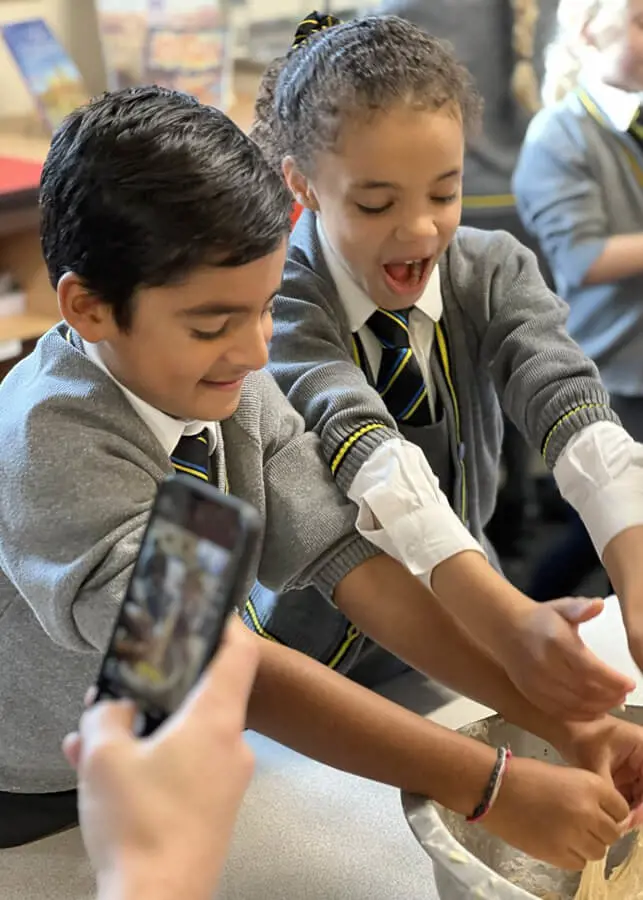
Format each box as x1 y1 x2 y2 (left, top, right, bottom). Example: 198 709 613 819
170 429 211 482
368 308 431 427
628 107 643 150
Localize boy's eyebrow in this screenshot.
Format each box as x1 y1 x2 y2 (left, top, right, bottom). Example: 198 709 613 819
354 169 462 190
182 290 279 317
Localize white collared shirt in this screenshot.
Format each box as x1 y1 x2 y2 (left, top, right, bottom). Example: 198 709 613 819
581 76 642 133
82 339 217 458
318 219 442 418
317 220 643 586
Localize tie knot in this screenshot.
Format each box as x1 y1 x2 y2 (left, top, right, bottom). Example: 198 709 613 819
368 308 412 349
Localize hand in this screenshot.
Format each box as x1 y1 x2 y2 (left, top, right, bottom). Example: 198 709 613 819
560 715 643 820
485 756 630 870
500 597 634 721
63 618 258 900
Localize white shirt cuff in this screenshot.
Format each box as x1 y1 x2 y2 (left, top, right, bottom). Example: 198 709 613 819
346 438 486 585
554 421 643 558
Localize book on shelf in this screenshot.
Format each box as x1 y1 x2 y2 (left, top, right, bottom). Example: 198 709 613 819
95 0 233 110
1 18 89 133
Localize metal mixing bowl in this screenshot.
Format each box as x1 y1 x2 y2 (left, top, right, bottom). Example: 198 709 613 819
403 707 643 899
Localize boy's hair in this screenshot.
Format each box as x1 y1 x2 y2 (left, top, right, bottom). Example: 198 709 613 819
541 0 626 105
249 14 483 176
41 85 292 329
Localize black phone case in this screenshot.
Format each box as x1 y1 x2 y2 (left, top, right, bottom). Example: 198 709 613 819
94 474 261 734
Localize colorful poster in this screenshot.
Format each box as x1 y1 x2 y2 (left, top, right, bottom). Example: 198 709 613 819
94 0 232 110
1 18 88 132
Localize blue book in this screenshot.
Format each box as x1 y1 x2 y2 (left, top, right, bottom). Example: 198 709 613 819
1 17 88 132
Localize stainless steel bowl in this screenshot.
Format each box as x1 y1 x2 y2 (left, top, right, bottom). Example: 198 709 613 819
403 707 643 899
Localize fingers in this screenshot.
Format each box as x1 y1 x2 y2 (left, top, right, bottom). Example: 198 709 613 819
551 596 604 625
564 650 634 707
79 698 138 759
599 784 631 825
62 732 82 770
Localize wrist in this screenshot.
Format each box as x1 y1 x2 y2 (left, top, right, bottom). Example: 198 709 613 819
96 856 212 900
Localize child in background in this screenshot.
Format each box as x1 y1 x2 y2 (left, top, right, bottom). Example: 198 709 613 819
369 0 559 557
4 85 642 867
513 0 643 601
249 12 643 685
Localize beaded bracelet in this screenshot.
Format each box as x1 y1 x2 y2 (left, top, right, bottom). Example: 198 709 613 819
466 745 513 824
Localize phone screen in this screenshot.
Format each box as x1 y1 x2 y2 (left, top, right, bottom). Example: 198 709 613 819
97 479 244 722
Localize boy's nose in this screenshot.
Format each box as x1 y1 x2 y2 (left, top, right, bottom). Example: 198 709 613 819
226 321 270 373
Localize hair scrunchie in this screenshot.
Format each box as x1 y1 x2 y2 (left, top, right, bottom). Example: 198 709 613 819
291 10 341 50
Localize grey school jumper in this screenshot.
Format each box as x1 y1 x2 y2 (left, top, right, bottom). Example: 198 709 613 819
514 91 643 400
249 212 620 672
0 325 378 793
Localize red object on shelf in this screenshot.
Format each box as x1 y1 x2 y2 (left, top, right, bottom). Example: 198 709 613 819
0 156 42 196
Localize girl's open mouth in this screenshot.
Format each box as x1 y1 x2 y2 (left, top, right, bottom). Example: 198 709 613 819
382 257 432 296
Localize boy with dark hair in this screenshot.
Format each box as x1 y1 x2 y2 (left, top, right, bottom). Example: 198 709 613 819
0 85 641 867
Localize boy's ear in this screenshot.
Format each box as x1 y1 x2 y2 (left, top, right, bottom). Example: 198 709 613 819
282 156 319 212
57 272 117 342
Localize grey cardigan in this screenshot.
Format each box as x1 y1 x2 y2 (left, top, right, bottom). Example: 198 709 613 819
268 211 618 543
513 90 643 397
0 325 377 792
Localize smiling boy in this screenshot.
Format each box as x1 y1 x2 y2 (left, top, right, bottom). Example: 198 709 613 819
1 86 642 866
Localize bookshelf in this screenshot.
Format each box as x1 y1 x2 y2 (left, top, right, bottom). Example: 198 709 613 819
0 60 259 374
0 131 57 357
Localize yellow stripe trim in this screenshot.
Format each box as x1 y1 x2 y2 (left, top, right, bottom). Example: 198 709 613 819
244 598 280 643
171 462 209 481
541 403 609 460
380 348 412 398
380 308 409 332
351 336 361 366
577 89 643 188
434 321 467 523
462 193 516 210
197 435 208 444
234 452 360 670
401 387 428 422
327 623 362 669
330 423 388 476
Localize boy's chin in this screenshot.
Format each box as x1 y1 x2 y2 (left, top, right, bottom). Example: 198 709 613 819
190 387 244 423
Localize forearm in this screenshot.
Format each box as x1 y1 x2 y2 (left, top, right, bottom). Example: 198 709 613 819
584 235 643 285
334 556 573 751
430 550 532 652
247 630 499 816
603 525 643 629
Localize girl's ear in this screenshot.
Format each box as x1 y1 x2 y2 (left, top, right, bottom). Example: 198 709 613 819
282 156 320 212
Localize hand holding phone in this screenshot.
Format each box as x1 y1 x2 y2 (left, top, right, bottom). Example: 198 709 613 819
95 475 261 734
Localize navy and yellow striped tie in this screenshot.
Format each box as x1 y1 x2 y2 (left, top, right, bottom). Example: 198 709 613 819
170 430 210 482
368 307 431 427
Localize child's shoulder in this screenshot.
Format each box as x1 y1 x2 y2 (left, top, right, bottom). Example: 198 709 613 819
0 324 143 461
523 95 589 151
444 227 543 314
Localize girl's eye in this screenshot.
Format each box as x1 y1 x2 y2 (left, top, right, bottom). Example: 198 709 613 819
191 327 226 341
433 193 458 205
356 202 393 215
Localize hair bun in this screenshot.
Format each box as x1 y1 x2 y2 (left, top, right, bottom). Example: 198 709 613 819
292 10 341 50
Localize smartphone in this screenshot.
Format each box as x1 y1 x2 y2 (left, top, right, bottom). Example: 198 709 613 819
95 474 261 735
